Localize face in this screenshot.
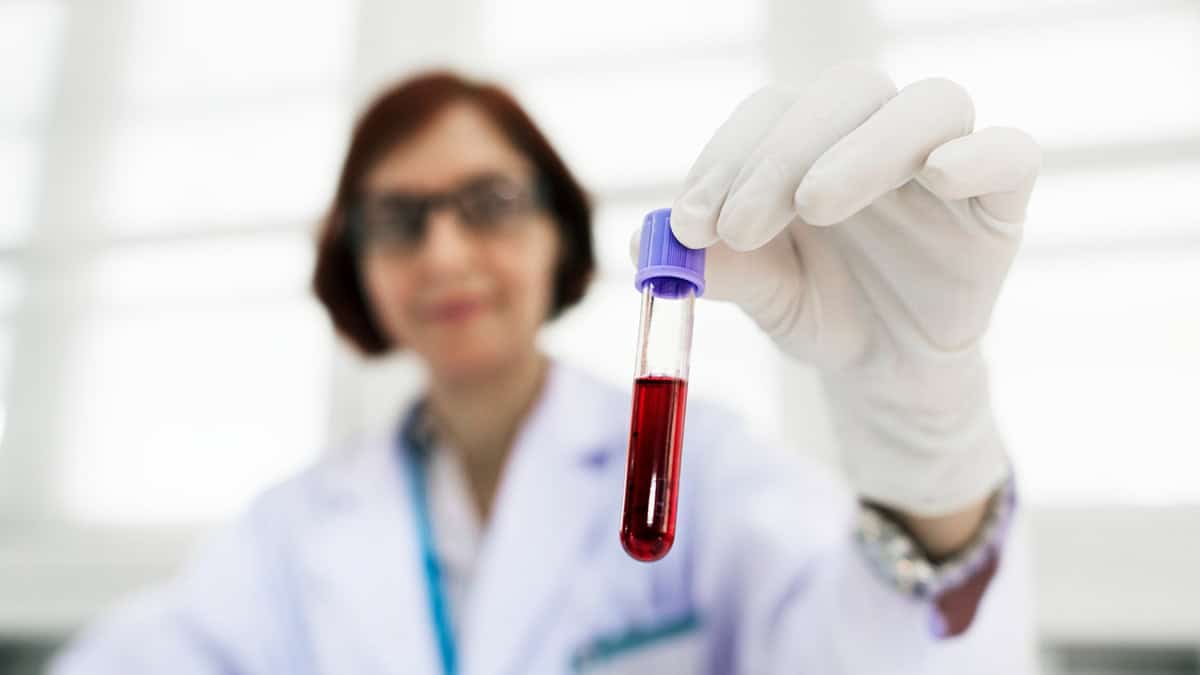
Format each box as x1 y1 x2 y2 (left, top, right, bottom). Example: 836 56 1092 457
358 102 561 383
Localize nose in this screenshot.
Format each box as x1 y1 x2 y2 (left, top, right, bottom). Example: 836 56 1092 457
417 204 476 275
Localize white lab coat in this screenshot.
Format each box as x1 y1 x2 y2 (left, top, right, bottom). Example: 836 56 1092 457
54 362 1035 674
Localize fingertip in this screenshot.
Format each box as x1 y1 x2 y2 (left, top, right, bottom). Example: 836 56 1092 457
907 77 976 135
671 167 733 249
628 226 642 266
921 127 1042 201
994 126 1043 173
670 198 720 249
927 127 1041 171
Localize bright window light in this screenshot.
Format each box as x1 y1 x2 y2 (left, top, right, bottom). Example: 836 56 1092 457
58 299 332 525
988 251 1200 506
83 232 315 308
511 55 769 193
0 263 22 318
0 322 10 447
872 0 1147 27
0 323 11 383
0 264 15 453
0 0 65 130
882 7 1200 147
95 102 347 234
54 235 328 524
121 0 352 107
1026 162 1200 247
0 137 39 246
481 0 766 68
591 199 671 281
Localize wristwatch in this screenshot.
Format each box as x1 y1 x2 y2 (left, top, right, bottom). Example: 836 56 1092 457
854 473 1017 600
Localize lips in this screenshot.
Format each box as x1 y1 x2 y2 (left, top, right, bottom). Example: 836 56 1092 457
425 297 486 323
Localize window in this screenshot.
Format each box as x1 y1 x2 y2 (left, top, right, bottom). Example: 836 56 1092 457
989 251 1200 505
58 300 330 524
1 0 355 526
0 0 62 490
0 137 41 247
882 7 1200 147
94 103 349 236
0 264 18 448
0 0 64 245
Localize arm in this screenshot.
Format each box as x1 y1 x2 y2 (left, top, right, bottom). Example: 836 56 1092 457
899 498 991 560
644 60 1041 667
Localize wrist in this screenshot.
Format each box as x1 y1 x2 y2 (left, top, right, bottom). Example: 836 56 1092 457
855 473 1016 601
894 494 992 561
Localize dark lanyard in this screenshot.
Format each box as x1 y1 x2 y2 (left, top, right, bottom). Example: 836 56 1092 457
399 404 458 675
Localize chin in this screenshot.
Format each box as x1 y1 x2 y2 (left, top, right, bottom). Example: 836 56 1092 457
428 345 515 383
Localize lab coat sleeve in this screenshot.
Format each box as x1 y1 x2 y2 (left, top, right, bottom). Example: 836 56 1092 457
51 483 311 675
687 409 1036 675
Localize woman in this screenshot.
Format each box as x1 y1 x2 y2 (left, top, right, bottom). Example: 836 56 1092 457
56 62 1041 674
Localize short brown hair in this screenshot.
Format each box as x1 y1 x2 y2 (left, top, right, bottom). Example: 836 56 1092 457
312 71 594 355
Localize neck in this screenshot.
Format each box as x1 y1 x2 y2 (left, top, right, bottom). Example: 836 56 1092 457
426 350 550 518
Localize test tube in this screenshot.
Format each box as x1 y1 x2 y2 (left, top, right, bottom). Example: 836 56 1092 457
620 208 705 562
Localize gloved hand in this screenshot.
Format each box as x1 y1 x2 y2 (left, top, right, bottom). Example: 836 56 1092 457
653 62 1041 516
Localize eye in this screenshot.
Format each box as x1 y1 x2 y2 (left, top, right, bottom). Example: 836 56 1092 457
360 196 425 247
457 177 526 225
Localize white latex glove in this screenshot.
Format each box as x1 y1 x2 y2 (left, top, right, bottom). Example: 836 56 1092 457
652 62 1041 516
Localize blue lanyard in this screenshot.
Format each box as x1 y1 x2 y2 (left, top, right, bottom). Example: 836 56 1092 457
399 405 458 675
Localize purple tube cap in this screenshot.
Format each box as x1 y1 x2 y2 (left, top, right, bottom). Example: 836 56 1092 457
635 208 706 298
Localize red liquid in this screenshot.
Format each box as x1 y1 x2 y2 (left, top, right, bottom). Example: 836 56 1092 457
620 376 688 562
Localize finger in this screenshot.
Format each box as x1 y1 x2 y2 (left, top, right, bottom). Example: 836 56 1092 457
717 62 898 251
793 77 975 226
918 126 1042 225
671 85 797 248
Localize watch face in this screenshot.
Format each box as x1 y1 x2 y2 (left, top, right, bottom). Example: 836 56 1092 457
856 505 935 596
854 476 1015 600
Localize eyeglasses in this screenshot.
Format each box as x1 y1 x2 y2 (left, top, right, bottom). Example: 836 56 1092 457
349 173 546 254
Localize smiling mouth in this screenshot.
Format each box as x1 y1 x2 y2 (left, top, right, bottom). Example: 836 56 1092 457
425 297 486 323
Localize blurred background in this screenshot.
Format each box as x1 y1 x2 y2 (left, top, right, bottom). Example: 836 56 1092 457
0 0 1198 672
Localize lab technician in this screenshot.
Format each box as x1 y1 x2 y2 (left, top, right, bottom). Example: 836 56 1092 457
55 62 1042 674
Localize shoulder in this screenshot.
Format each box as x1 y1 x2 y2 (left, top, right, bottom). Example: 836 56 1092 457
239 427 398 534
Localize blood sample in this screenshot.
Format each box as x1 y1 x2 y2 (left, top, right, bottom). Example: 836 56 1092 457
620 208 705 562
622 375 688 561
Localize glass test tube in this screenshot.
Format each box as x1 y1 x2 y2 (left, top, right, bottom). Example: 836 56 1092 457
620 208 705 562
